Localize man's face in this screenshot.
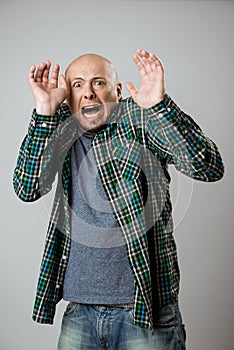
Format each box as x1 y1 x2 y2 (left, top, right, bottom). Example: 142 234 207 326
65 55 122 133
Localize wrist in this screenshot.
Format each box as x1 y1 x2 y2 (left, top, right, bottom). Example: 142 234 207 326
153 94 166 106
35 103 57 116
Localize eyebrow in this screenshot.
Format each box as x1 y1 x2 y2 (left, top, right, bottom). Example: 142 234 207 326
71 77 106 82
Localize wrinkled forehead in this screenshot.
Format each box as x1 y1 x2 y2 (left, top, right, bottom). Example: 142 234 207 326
66 56 117 82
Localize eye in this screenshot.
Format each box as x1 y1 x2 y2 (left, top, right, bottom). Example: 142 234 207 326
73 81 82 88
93 80 104 87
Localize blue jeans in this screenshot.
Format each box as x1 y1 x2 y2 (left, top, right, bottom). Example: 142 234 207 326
57 301 186 350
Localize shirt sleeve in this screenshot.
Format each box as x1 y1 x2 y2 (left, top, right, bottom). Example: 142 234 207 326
144 94 225 182
13 108 64 202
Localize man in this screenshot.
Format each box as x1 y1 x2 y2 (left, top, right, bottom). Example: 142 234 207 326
13 49 224 349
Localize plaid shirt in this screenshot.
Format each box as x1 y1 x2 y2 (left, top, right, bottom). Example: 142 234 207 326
13 94 224 329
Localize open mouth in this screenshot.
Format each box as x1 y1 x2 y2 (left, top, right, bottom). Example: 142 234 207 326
82 105 103 118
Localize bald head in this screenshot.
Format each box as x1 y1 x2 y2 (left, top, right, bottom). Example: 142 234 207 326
65 53 119 84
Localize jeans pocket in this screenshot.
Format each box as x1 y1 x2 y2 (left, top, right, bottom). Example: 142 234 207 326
154 302 178 328
64 302 79 316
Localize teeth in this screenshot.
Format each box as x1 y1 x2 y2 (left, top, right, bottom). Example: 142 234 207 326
82 105 102 117
83 112 99 118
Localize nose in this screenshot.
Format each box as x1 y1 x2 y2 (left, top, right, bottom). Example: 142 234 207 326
84 84 95 100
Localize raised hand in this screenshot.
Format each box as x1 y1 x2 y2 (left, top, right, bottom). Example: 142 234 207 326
126 49 165 109
29 61 68 116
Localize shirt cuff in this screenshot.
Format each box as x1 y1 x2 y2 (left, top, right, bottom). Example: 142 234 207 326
27 109 60 135
144 94 180 126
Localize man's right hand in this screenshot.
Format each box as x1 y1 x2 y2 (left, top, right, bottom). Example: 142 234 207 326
29 61 68 116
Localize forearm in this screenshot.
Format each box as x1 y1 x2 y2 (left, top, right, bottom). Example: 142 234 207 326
145 95 225 181
13 110 61 202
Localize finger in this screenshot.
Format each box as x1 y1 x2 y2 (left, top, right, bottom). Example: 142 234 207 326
126 82 138 99
137 54 158 75
140 56 154 74
42 60 51 83
137 49 150 59
59 74 69 95
149 53 164 71
137 49 163 69
135 50 155 73
35 62 47 82
49 64 60 87
133 54 147 75
142 54 164 75
28 64 36 85
137 49 161 65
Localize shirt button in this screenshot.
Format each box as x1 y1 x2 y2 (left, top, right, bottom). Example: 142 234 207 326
158 113 163 117
41 122 47 127
56 284 60 289
167 107 171 112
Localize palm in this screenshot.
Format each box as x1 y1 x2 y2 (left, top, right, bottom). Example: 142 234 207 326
31 81 67 107
29 61 68 115
126 49 165 109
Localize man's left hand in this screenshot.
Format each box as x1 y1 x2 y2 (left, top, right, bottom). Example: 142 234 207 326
126 49 165 109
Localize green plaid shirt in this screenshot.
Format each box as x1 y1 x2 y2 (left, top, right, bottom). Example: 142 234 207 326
13 94 224 329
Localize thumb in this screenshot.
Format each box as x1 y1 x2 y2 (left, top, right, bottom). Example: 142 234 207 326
59 74 69 95
126 82 137 99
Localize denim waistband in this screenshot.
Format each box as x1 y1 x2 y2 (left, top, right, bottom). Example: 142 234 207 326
92 303 134 309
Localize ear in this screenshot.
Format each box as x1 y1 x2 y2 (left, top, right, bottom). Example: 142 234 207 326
117 82 122 101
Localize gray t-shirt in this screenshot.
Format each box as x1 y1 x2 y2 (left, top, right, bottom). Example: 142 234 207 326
63 130 135 304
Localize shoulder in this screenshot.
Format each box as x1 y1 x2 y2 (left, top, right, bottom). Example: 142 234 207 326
114 97 143 125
